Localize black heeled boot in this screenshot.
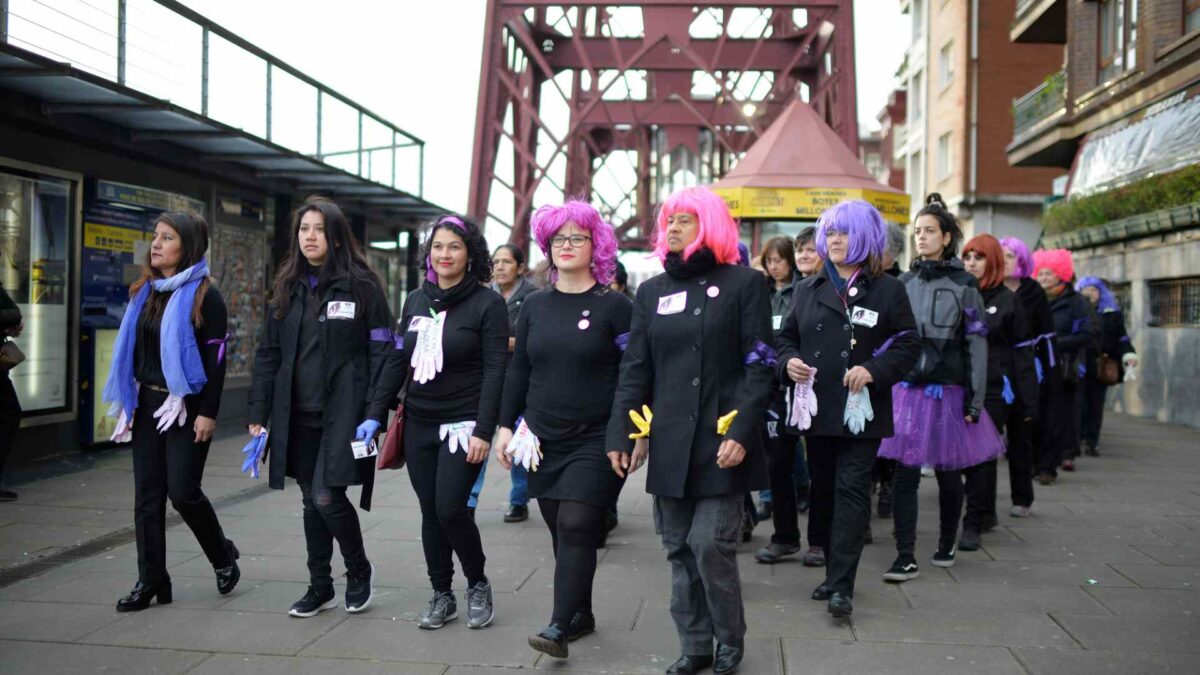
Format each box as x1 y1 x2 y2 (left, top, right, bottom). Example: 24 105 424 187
116 580 173 612
215 540 241 595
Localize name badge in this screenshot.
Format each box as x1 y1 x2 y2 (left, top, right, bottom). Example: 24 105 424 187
772 314 783 330
657 291 687 315
327 301 356 320
851 307 879 328
408 315 432 332
351 438 378 460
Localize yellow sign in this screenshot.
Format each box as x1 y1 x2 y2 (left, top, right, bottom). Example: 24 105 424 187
714 186 911 224
85 222 149 254
92 329 119 442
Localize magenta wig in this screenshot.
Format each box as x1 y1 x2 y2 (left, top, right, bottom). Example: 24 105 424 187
1032 248 1075 283
814 200 887 266
1000 236 1035 279
651 186 740 264
530 200 620 285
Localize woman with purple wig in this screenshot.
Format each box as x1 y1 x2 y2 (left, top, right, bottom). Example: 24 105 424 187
1075 276 1136 457
493 200 632 659
775 200 920 618
365 214 508 630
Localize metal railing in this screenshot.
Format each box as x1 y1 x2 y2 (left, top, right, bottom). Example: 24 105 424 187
0 0 424 197
1012 69 1066 138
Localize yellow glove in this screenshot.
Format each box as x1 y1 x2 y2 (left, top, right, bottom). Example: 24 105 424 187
717 410 739 436
628 405 653 439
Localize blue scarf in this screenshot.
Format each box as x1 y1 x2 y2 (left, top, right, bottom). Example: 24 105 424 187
102 260 210 420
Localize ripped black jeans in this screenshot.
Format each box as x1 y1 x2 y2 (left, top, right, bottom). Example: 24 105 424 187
291 423 369 590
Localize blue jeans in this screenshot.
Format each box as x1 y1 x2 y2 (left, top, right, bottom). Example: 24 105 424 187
467 461 528 509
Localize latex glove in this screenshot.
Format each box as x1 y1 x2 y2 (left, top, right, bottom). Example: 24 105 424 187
716 410 738 436
843 386 874 435
110 406 133 444
439 421 476 454
1077 361 1087 379
152 394 188 433
787 367 819 431
355 419 381 441
1124 365 1137 382
507 417 542 472
1002 375 1015 405
628 405 652 439
240 430 268 479
1034 357 1044 384
1122 354 1138 381
411 309 446 384
924 384 944 400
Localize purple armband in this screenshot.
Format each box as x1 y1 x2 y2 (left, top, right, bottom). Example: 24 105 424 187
369 327 393 343
744 340 778 368
206 333 231 365
873 329 914 358
615 332 630 352
964 308 988 337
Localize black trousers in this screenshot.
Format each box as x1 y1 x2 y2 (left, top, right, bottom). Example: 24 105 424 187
893 465 963 556
1079 378 1109 449
963 399 1009 532
131 388 231 585
537 498 605 625
0 376 19 485
1005 413 1036 508
764 427 800 546
290 423 369 589
404 418 487 593
1038 377 1080 474
806 440 835 552
808 436 878 596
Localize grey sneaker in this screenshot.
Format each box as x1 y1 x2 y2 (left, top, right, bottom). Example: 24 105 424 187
1009 505 1031 518
465 580 495 629
754 542 801 564
417 591 457 629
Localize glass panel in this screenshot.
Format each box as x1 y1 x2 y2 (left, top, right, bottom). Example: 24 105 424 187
125 0 202 111
6 0 118 79
207 34 267 138
271 68 319 156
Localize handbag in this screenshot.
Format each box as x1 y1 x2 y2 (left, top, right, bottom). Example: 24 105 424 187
1096 353 1120 386
0 340 24 370
376 369 412 470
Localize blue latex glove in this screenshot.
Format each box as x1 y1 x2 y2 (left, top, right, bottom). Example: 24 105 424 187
240 431 267 479
355 419 381 441
843 387 874 435
900 381 913 389
1002 376 1015 405
924 384 944 400
1034 357 1044 384
1077 361 1086 379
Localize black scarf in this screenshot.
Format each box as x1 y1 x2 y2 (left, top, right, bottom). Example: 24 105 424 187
664 248 719 280
424 276 480 311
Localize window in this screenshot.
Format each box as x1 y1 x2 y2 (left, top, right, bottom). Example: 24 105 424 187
909 150 925 210
911 71 924 123
1148 277 1200 327
1109 281 1133 327
936 132 953 179
1188 0 1200 33
1099 0 1138 83
939 41 955 89
913 0 925 39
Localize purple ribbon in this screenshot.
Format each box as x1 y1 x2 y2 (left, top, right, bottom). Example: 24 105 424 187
369 327 393 343
1070 317 1088 334
744 340 778 368
873 329 914 358
393 334 405 350
614 332 630 352
964 308 988 337
206 332 231 366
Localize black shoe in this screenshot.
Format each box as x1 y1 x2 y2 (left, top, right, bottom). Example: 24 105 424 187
811 583 831 601
116 580 172 612
504 504 529 522
567 610 595 641
215 540 240 595
883 556 919 582
877 483 892 518
827 592 853 618
345 561 375 613
528 623 568 658
714 643 743 675
666 654 715 674
795 485 810 514
289 585 337 618
0 489 16 502
754 542 800 564
755 500 773 522
931 546 956 568
958 529 981 552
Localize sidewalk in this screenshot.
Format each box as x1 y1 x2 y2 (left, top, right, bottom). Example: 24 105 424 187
1 412 1199 673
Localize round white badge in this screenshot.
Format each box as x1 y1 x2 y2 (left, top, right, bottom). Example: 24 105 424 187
578 319 590 330
849 287 859 297
987 306 997 314
707 286 720 298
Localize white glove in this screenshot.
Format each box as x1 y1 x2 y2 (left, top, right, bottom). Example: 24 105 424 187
1122 353 1138 382
110 405 133 444
843 386 874 435
787 366 818 431
152 394 188 433
439 421 476 455
411 310 446 384
506 417 542 471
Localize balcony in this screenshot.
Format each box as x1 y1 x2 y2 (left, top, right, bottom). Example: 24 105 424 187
1011 0 1067 44
1007 70 1076 167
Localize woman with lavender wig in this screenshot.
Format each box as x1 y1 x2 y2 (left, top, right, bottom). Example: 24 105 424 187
1075 276 1137 457
494 200 632 659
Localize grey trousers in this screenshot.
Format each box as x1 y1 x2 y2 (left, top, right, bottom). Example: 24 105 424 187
654 494 747 654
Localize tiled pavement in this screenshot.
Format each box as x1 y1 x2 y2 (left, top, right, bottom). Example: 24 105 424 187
0 412 1198 673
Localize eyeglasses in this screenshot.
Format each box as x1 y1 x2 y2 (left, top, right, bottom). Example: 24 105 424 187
550 234 592 248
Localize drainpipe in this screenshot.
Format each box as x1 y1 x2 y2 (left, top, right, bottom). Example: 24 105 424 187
968 0 979 213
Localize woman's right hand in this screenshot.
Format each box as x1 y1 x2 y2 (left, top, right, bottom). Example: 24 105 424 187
786 358 813 383
494 427 514 470
248 424 263 437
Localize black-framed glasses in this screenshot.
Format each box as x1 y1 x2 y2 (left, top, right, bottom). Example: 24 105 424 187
550 234 592 248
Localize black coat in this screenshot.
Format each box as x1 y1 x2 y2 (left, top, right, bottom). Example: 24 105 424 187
606 263 774 498
775 269 920 439
1048 284 1099 381
248 277 393 507
0 283 22 386
1085 309 1135 381
979 285 1038 418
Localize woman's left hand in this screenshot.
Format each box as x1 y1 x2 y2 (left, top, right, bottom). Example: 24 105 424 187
716 439 746 469
194 415 216 443
842 366 874 394
467 436 490 464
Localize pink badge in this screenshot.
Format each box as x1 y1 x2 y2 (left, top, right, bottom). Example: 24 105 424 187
706 286 720 298
578 319 590 330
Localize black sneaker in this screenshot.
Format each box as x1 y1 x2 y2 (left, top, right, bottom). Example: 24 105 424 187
754 542 800 564
931 546 956 568
567 610 596 641
345 562 375 613
528 622 568 658
289 586 337 617
958 529 981 551
883 556 920 582
504 504 529 523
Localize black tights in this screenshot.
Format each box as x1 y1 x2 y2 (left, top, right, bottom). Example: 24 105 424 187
537 498 605 626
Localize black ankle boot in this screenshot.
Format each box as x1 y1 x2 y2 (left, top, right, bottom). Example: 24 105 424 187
215 540 240 595
116 580 172 612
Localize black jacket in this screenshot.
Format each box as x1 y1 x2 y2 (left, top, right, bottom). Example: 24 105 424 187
1085 308 1135 382
1047 284 1099 381
248 277 393 507
606 263 774 498
1012 277 1058 389
979 284 1038 418
494 277 537 336
775 268 920 439
0 283 22 384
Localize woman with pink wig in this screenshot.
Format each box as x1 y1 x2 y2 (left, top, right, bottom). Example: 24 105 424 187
494 200 632 660
605 186 774 675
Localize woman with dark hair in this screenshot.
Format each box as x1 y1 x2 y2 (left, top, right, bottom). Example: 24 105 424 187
959 234 1038 551
1075 276 1136 457
247 197 391 617
606 186 774 675
365 214 508 630
102 211 238 612
611 261 633 298
878 193 1005 580
794 226 820 277
494 200 632 659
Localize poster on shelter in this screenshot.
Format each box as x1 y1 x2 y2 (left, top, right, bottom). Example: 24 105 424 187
210 222 267 381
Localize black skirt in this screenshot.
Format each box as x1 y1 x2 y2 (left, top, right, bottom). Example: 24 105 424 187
528 423 624 509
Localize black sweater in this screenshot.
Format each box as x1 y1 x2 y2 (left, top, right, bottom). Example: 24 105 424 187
500 284 632 441
980 284 1038 417
134 285 228 419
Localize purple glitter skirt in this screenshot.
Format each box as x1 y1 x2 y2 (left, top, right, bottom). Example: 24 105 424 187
878 384 1006 470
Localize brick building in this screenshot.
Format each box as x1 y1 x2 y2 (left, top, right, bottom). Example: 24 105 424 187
876 89 907 192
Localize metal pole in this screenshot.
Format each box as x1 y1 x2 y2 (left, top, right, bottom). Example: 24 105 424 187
391 131 397 189
316 91 322 159
265 62 272 141
419 143 425 198
357 111 363 176
117 0 127 84
201 28 209 116
2 0 10 44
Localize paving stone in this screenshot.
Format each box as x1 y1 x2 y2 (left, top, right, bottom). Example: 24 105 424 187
1107 563 1200 589
1133 545 1200 566
302 621 539 668
25 571 234 610
1050 614 1200 653
0 639 207 674
189 654 445 675
902 582 1109 614
0 599 123 641
1014 647 1199 674
80 606 348 655
947 560 1136 587
980 542 1156 564
781 638 1025 674
1086 587 1200 617
851 607 1077 648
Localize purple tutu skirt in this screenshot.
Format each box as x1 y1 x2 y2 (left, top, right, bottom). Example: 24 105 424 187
878 384 1006 470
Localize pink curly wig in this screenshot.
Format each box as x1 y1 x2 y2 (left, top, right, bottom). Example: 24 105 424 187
530 200 619 285
1032 248 1075 283
651 186 740 264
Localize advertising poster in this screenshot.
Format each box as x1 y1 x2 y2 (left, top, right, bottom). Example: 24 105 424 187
80 203 153 328
210 222 267 381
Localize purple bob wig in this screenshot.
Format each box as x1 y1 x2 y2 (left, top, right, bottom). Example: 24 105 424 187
814 200 886 268
1076 276 1119 312
530 200 619 285
999 236 1034 279
651 186 740 265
